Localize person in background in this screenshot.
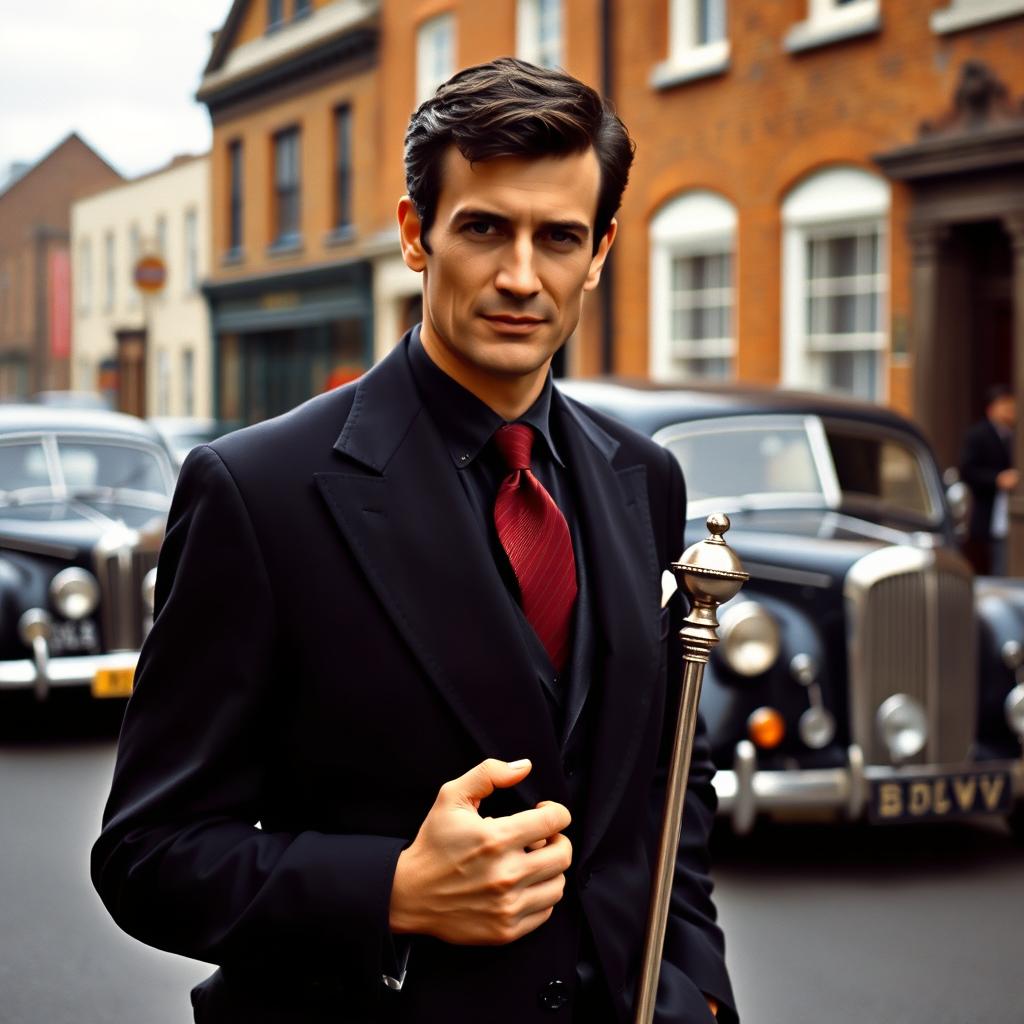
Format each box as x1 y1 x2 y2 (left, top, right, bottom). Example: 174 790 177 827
960 385 1017 576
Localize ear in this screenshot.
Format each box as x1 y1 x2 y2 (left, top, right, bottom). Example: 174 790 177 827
397 196 427 272
583 218 618 292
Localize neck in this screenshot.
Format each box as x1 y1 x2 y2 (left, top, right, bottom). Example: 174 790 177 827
419 327 551 421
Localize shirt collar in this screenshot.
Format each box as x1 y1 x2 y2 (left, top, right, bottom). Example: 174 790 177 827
407 324 564 470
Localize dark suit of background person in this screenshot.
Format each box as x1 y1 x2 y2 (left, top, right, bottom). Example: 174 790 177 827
91 327 736 1024
960 411 1014 575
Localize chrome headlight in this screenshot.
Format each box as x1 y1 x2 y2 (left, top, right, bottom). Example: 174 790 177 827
50 568 99 620
1005 685 1024 738
719 602 781 677
1002 640 1024 671
876 694 927 760
142 567 158 614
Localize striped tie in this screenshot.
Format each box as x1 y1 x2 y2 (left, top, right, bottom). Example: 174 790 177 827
493 423 577 672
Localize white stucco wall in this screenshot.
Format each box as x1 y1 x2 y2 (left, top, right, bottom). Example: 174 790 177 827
71 155 212 417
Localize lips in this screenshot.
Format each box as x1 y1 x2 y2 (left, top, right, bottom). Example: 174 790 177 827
482 314 546 325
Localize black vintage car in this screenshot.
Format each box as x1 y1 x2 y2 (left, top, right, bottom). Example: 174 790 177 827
0 405 176 703
558 379 1024 837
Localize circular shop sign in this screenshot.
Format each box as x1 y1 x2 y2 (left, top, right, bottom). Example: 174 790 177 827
133 255 167 294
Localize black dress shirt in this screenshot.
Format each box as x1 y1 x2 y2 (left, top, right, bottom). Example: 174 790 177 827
407 328 581 712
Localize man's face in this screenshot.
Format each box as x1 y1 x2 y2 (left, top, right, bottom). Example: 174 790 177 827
990 395 1017 428
399 146 614 385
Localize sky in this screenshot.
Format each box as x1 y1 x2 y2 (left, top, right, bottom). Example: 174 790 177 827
1 0 237 182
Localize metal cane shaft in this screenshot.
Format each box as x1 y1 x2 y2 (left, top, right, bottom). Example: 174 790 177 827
634 659 707 1024
632 514 748 1024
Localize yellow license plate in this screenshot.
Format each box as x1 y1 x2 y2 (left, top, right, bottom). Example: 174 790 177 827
91 667 134 698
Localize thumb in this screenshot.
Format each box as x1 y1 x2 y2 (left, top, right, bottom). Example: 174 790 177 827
443 758 532 807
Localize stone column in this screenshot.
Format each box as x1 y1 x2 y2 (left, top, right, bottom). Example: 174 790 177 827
909 222 951 463
1004 213 1024 576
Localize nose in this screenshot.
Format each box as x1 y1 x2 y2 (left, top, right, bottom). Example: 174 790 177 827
494 233 541 299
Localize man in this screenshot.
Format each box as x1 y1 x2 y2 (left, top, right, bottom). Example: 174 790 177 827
960 385 1017 576
93 58 736 1023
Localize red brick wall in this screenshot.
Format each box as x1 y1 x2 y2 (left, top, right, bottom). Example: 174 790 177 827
612 0 1024 411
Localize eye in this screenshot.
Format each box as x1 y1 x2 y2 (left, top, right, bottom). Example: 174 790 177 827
463 220 497 237
546 228 583 248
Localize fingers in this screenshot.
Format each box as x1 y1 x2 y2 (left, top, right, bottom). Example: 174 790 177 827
500 801 571 848
516 832 572 889
440 758 532 808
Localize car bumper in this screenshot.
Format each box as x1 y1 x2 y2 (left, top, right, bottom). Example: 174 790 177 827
712 740 1024 834
0 651 139 700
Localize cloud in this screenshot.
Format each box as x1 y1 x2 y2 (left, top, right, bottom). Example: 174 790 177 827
0 0 234 177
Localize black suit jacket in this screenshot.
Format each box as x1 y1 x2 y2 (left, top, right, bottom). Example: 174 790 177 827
960 418 1013 542
92 332 736 1024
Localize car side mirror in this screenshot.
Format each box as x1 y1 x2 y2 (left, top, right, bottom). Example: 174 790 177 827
943 467 971 539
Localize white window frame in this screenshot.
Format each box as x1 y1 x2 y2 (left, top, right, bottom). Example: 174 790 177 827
649 190 737 383
416 13 456 106
784 0 880 53
156 349 171 417
129 224 141 308
77 238 92 315
781 166 890 402
182 348 196 418
104 232 116 312
931 0 1024 34
651 0 730 89
184 209 199 294
517 0 563 69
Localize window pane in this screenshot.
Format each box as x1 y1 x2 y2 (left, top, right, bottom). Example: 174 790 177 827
826 428 934 519
0 442 51 491
698 0 726 44
335 107 352 229
664 424 822 503
58 442 168 495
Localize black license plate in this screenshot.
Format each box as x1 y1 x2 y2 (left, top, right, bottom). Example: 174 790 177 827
869 770 1012 823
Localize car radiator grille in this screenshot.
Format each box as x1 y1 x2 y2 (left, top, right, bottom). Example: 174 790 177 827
94 534 160 651
845 546 977 766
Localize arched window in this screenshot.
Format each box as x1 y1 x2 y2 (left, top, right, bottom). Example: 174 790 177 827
781 166 890 401
649 190 737 382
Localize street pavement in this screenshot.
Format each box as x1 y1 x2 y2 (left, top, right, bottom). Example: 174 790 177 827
1 700 1021 1024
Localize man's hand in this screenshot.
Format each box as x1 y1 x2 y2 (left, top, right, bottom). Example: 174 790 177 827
997 468 1019 491
389 758 571 945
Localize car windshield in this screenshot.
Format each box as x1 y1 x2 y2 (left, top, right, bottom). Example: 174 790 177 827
656 414 940 525
0 436 171 502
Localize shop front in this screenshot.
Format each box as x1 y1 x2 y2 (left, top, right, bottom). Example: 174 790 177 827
205 262 372 427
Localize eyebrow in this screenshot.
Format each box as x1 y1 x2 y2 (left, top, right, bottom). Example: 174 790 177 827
450 208 591 238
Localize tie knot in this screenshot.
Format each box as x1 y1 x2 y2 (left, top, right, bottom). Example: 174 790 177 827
494 423 534 472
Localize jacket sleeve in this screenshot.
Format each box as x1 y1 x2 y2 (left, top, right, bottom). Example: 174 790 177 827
91 444 406 1012
652 446 738 1024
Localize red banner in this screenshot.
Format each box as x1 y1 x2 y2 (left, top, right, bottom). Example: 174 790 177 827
49 248 71 359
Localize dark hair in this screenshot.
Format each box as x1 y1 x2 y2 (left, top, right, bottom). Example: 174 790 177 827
404 57 635 254
987 384 1014 408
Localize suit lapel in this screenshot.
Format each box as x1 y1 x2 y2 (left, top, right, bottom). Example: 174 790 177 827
314 342 566 810
555 396 662 865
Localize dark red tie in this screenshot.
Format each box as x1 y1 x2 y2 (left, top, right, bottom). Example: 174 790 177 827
493 423 577 672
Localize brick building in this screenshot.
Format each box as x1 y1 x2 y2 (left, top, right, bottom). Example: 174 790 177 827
197 0 1024 476
197 0 388 425
0 134 123 397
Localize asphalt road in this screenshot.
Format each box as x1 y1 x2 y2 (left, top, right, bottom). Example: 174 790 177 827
1 700 1021 1024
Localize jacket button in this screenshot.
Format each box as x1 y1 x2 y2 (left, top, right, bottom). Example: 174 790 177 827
539 979 570 1011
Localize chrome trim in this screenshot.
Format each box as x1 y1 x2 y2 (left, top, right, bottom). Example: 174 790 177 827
0 650 139 690
712 742 1024 832
844 545 976 765
742 562 833 589
804 415 842 508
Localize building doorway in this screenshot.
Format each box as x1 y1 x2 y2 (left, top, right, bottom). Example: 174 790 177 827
949 221 1014 426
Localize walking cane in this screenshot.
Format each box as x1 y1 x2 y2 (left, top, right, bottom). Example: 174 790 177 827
633 513 748 1024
